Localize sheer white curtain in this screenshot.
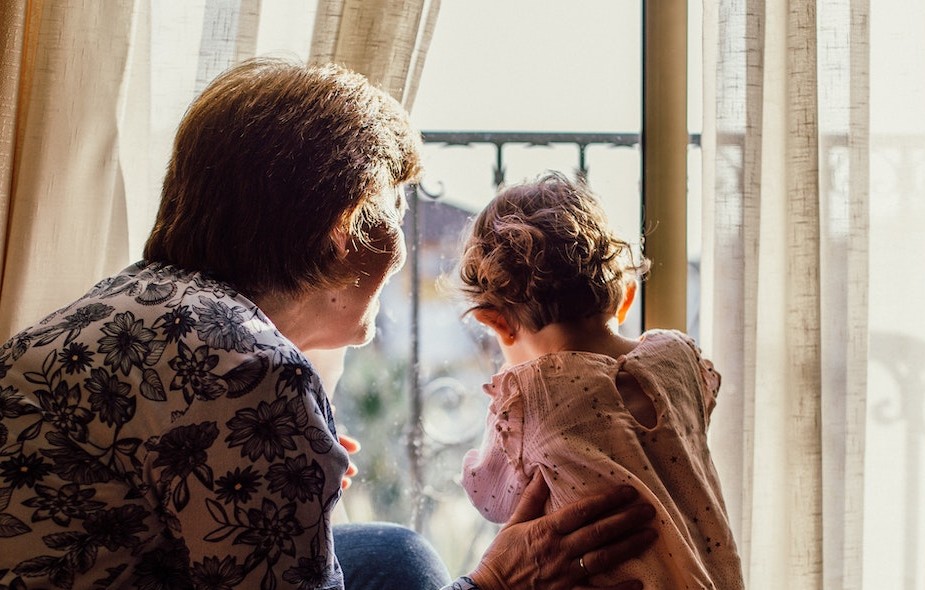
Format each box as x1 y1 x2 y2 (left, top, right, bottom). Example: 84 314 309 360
703 1 925 589
0 0 438 342
0 1 135 340
0 2 26 300
309 0 440 108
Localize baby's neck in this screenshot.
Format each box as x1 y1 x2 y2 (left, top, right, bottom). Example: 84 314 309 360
506 314 640 365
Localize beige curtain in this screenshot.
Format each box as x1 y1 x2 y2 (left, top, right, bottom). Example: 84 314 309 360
0 0 439 342
704 1 925 589
0 1 134 340
309 0 441 109
0 2 27 298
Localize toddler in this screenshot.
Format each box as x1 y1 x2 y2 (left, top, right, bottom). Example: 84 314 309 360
456 173 744 589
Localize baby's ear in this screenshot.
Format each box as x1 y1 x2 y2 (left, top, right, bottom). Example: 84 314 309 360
473 308 515 342
617 281 637 324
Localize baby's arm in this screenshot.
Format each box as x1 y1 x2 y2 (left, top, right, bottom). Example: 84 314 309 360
461 389 528 524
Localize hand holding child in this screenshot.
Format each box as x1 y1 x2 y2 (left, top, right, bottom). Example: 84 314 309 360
469 475 656 590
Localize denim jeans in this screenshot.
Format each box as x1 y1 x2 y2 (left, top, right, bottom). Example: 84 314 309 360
333 522 453 590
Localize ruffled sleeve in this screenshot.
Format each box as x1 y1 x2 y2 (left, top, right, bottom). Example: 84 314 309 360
677 330 722 425
460 370 528 524
698 355 721 421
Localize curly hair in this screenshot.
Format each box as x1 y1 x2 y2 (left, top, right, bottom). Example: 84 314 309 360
458 172 649 332
144 58 422 298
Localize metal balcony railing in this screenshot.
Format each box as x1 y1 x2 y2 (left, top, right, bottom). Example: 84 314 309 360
338 130 925 577
403 130 701 532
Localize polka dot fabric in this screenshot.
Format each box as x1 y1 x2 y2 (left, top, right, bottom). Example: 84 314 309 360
462 329 744 589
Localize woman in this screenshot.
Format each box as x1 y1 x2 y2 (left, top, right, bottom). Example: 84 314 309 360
0 58 654 590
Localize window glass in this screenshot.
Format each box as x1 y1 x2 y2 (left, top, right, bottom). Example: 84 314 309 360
334 1 649 576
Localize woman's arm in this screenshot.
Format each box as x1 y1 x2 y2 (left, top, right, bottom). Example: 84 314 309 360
444 476 657 590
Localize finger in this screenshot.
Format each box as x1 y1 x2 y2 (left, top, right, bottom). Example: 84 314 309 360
507 473 550 525
572 502 656 549
570 522 654 580
339 434 361 454
581 525 658 572
547 484 640 535
604 526 658 563
345 461 358 478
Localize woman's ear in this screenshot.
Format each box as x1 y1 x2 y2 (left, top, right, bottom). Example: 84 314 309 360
472 308 516 346
331 226 350 256
617 281 637 324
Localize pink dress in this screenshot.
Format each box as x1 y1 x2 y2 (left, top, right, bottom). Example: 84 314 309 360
461 329 744 589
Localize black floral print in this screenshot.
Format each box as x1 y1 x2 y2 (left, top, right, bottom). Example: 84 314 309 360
149 422 219 510
190 555 246 590
40 430 115 485
97 311 157 376
21 482 105 526
277 350 317 396
156 305 195 343
236 498 304 563
131 539 192 590
32 303 115 348
37 381 93 442
282 557 331 589
167 341 223 402
0 452 51 489
226 398 299 462
266 455 326 502
57 342 93 375
84 368 135 428
0 386 35 419
214 466 262 504
0 262 348 589
83 504 150 551
193 298 257 353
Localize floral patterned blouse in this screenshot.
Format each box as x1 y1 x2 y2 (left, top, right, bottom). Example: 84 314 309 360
0 262 351 589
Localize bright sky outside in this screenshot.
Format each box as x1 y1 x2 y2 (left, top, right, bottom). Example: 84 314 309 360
411 0 704 271
412 0 642 219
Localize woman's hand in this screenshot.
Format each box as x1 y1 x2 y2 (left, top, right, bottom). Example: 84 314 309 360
469 475 657 590
338 434 360 490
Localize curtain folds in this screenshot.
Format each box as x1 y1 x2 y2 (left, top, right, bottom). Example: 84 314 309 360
704 2 877 589
0 1 28 299
0 0 133 341
0 0 439 343
309 0 440 109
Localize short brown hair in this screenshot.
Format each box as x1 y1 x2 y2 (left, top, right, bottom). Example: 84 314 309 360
144 58 422 298
458 172 649 332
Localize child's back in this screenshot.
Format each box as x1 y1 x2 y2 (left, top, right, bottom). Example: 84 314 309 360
462 330 742 589
456 172 744 588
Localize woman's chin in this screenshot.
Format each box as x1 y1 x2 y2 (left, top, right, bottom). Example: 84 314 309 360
351 318 379 348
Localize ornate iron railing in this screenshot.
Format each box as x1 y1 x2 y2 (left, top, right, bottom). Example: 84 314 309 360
402 130 699 539
367 130 925 580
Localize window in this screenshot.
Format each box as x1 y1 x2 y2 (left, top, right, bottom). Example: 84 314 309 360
333 1 702 575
